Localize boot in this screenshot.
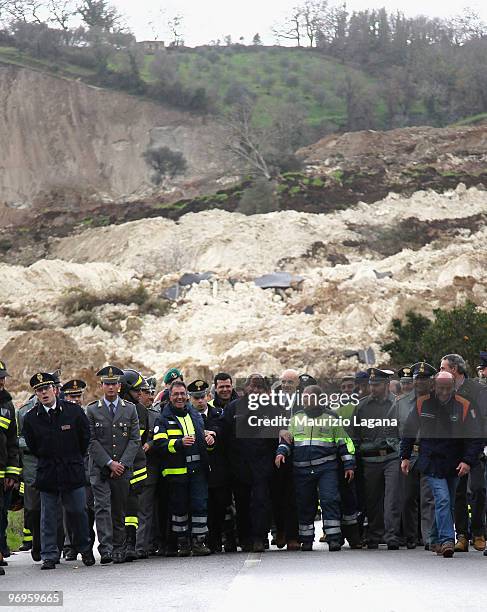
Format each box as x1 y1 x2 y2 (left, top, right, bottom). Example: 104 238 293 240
441 541 454 558
19 542 32 552
286 540 300 551
252 538 265 553
328 540 342 552
344 524 362 549
223 534 237 553
301 541 313 552
192 538 211 556
473 535 486 552
177 537 191 557
125 526 137 562
454 535 469 552
275 532 286 549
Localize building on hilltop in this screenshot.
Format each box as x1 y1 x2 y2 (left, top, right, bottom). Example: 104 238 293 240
137 40 165 53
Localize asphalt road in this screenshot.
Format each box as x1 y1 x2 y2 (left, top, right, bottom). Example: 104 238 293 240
2 539 487 612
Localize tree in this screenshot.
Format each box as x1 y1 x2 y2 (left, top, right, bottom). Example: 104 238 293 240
273 5 304 46
1 0 44 23
142 146 188 186
382 302 487 375
48 0 76 32
252 32 262 45
77 0 119 31
167 13 184 47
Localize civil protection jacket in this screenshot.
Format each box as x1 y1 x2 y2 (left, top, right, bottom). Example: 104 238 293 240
0 388 20 483
153 402 209 480
400 392 483 478
276 408 356 471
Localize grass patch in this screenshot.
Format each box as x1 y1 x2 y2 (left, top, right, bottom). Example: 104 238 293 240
7 511 23 551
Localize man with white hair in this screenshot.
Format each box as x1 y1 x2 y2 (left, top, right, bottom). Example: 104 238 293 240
400 371 483 558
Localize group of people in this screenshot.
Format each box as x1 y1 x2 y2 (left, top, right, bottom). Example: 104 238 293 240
0 350 486 573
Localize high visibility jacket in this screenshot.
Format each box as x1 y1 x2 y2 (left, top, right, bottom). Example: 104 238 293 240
153 403 209 479
277 409 355 471
0 389 20 483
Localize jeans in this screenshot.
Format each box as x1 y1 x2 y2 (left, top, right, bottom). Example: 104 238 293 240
427 475 458 545
40 487 90 561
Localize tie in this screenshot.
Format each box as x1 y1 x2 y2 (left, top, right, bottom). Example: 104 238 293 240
109 403 116 419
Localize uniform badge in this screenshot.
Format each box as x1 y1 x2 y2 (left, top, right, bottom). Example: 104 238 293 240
95 422 100 427
61 424 71 430
154 425 159 433
122 432 128 437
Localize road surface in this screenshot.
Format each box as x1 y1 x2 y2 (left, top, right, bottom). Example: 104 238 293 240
2 540 486 612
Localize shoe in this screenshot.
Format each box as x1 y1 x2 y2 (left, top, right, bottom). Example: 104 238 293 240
367 543 379 549
64 550 78 561
286 540 300 551
177 538 191 558
240 543 253 553
113 554 126 564
125 546 137 562
301 542 313 551
41 560 56 570
1 548 10 558
329 541 342 552
424 544 430 551
81 551 95 566
473 536 486 552
454 535 468 552
31 549 41 562
165 547 178 557
275 532 286 549
0 567 4 576
483 549 487 556
0 560 7 567
192 541 211 557
100 555 113 565
387 544 399 550
136 551 149 559
19 543 32 552
406 542 416 550
223 536 237 553
441 542 455 558
252 539 265 553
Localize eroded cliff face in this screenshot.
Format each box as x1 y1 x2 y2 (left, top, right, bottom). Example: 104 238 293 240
0 65 236 224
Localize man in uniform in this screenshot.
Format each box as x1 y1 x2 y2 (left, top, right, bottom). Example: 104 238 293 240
440 354 487 553
136 378 163 558
478 352 487 385
22 372 94 570
275 384 355 551
397 367 414 397
86 366 140 564
60 379 96 562
350 367 401 549
0 360 20 575
119 369 149 561
153 381 212 556
390 363 436 549
154 368 183 409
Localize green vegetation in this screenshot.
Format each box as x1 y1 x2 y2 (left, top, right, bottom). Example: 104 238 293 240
454 113 487 126
7 511 23 551
382 302 487 374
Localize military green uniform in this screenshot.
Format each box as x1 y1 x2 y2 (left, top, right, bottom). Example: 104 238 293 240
86 397 140 561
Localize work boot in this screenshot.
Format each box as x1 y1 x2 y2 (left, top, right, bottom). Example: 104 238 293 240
40 560 56 570
19 542 32 552
275 532 286 549
100 555 113 565
344 524 362 549
177 537 191 558
441 542 454 558
192 538 211 557
301 542 313 552
473 535 486 552
286 540 300 551
252 539 265 553
406 541 417 549
223 534 237 553
454 535 469 552
328 540 342 552
125 526 137 562
64 550 78 561
81 550 96 567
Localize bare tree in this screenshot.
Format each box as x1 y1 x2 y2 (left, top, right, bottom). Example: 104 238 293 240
273 5 304 47
167 13 184 47
301 0 328 47
48 0 76 33
1 0 45 23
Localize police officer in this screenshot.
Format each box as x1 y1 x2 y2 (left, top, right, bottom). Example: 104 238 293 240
86 366 140 564
350 367 401 549
119 369 149 561
0 360 20 575
60 379 96 561
153 380 212 556
22 372 94 570
276 384 355 551
390 363 436 549
397 367 414 397
188 379 231 553
136 378 163 558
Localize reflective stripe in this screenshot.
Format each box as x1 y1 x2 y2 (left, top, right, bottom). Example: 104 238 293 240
172 525 187 533
0 416 10 425
294 440 335 448
23 528 32 535
323 520 341 526
192 526 208 534
176 414 195 437
299 524 315 534
132 467 147 476
153 432 168 441
293 454 337 467
0 471 5 478
341 513 359 526
325 527 341 535
172 514 189 523
162 467 187 477
167 429 183 436
139 429 145 437
0 422 8 430
192 516 207 523
341 454 354 462
186 454 201 463
23 535 33 542
20 482 25 494
168 439 178 454
125 516 139 527
6 466 22 475
130 473 148 485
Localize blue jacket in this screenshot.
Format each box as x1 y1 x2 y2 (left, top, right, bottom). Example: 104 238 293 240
400 393 483 478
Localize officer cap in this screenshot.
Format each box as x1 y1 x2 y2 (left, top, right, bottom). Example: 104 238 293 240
61 379 87 396
354 370 369 382
30 372 57 390
397 366 413 381
411 362 437 379
187 379 209 398
164 367 183 385
299 373 317 387
0 360 9 379
96 365 124 383
367 368 392 384
479 352 487 368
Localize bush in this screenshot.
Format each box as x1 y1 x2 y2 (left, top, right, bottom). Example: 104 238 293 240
382 301 487 375
238 179 279 215
142 146 188 186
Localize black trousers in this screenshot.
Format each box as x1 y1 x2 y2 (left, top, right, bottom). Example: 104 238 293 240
455 461 486 538
208 485 233 547
270 462 299 541
233 478 272 544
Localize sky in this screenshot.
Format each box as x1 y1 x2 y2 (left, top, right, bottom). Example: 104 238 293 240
111 0 487 45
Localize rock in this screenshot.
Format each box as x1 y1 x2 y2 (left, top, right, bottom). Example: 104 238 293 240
254 272 305 289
